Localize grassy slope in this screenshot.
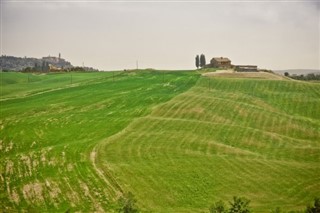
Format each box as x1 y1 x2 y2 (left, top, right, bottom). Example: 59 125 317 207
0 72 116 99
1 71 319 212
0 71 198 212
97 76 320 212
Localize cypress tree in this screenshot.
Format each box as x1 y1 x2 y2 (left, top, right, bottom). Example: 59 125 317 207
195 55 200 69
41 61 45 72
200 54 206 68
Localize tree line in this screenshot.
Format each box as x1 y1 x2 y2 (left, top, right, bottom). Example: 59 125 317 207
22 61 50 72
22 64 96 73
209 197 320 213
284 72 320 81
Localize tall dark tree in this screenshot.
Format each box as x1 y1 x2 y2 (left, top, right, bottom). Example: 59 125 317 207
195 55 200 69
45 62 49 72
41 61 50 72
200 54 206 68
41 61 45 72
34 62 39 71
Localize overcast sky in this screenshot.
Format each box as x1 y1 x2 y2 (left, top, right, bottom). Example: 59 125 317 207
1 0 319 71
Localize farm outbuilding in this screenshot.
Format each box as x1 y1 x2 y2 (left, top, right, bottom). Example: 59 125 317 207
235 65 258 72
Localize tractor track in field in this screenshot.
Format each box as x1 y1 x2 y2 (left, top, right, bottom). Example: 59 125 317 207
90 146 124 200
0 84 79 101
0 73 124 102
202 71 289 80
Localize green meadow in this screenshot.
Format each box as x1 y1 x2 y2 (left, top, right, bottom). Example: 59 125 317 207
1 70 319 212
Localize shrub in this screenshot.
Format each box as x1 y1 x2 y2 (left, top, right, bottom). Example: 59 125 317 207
306 197 320 213
118 192 139 213
229 196 251 213
210 200 227 213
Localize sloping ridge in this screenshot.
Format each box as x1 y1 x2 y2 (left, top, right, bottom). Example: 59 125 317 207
89 77 201 201
91 76 320 212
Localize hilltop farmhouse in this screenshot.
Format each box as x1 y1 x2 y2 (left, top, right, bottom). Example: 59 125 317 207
208 56 258 72
210 57 232 69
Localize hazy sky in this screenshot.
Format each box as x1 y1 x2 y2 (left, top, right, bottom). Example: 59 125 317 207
1 0 319 71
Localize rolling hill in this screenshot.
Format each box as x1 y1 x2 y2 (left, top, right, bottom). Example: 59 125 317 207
1 70 319 212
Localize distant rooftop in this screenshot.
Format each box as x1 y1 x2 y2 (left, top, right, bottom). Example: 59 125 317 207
212 57 231 62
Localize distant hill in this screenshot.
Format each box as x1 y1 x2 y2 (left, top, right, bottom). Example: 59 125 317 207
274 69 320 76
0 55 98 71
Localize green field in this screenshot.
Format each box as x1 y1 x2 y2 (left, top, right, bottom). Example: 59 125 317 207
1 70 319 212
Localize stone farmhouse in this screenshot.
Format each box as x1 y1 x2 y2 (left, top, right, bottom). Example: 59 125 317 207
208 56 257 72
210 57 232 69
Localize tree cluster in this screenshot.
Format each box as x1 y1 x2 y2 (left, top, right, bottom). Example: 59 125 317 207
69 67 87 72
22 61 50 72
209 197 320 213
195 54 206 69
210 196 251 213
114 192 320 213
21 65 96 73
37 61 50 72
285 72 320 81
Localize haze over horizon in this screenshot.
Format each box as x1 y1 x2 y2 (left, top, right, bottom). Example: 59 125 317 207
1 1 319 71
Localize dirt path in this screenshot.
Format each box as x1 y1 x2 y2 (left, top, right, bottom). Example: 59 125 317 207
203 71 288 80
90 146 123 200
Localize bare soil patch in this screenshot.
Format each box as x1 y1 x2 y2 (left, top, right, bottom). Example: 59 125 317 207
22 182 44 203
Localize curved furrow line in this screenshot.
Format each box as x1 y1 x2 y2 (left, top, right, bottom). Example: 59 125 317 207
146 116 318 155
197 80 320 127
161 93 199 119
89 75 320 212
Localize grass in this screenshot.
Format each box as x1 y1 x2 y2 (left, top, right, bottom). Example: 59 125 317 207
0 71 117 99
1 70 319 212
1 70 198 212
97 76 320 212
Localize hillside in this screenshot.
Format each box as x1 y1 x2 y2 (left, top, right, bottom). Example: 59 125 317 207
0 70 198 212
1 71 319 212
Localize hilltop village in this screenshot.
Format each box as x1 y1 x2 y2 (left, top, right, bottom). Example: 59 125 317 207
0 54 98 72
